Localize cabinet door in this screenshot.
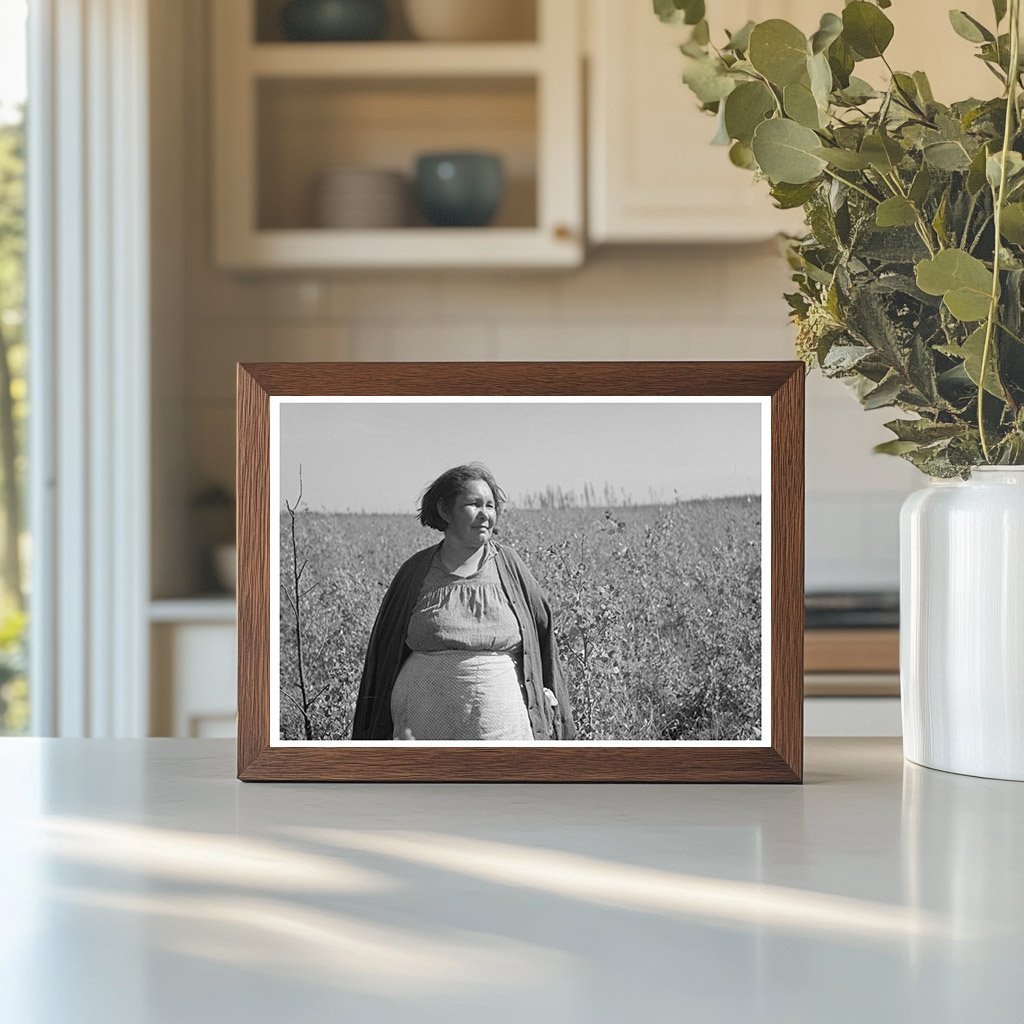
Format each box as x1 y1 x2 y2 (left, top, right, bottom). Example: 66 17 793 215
588 0 815 242
588 0 995 244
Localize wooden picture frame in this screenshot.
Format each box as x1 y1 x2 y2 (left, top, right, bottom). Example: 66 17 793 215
237 362 804 782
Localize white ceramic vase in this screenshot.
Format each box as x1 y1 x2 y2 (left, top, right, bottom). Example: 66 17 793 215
900 467 1024 781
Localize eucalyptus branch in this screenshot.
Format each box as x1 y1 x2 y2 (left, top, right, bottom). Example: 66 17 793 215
979 0 1021 461
666 2 1024 474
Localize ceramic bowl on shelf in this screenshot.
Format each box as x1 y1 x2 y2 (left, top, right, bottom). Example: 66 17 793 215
414 152 504 227
280 0 388 42
402 0 534 42
315 167 408 228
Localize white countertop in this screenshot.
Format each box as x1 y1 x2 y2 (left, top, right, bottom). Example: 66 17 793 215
1 737 1021 1023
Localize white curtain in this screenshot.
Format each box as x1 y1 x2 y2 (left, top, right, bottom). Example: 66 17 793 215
28 0 150 736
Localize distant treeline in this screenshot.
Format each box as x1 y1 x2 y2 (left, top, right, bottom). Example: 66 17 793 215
514 483 757 511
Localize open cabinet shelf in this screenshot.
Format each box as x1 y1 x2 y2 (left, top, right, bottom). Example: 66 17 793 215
211 0 583 269
249 42 546 77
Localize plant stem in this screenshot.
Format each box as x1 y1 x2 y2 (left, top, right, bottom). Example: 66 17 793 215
750 69 784 117
884 170 938 255
979 0 1021 462
822 167 879 205
962 191 979 249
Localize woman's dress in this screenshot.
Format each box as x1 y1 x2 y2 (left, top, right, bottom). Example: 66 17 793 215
390 546 533 740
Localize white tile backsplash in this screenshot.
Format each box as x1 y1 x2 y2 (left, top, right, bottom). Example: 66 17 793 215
182 248 918 591
326 275 446 320
441 272 562 320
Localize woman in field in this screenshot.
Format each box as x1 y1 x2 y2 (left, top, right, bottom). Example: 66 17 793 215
352 463 576 741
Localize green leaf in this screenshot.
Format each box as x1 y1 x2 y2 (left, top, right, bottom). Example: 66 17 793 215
724 20 755 53
922 140 973 171
915 250 994 322
748 20 809 87
986 150 1024 191
874 439 922 455
891 72 922 109
808 51 833 109
913 71 935 104
1000 203 1024 245
653 0 682 24
784 80 824 129
876 197 918 228
729 140 757 169
692 19 710 45
993 0 1008 24
751 118 828 184
813 146 872 170
979 32 1015 75
653 0 705 26
683 2 705 27
884 418 964 443
860 133 904 173
948 10 994 44
967 144 991 194
835 76 879 105
842 1 894 59
723 81 775 144
810 13 843 54
862 374 903 409
683 57 737 104
909 164 933 205
827 35 855 89
939 325 1006 398
770 180 820 209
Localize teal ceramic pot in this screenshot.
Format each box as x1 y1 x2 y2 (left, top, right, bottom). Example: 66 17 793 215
415 153 505 227
281 0 388 41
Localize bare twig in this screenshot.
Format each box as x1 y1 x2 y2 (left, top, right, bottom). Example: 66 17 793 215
285 466 314 740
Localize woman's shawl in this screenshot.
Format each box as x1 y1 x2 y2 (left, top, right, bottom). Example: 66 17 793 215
351 542 577 740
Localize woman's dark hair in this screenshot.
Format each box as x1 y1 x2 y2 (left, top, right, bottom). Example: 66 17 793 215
418 463 507 532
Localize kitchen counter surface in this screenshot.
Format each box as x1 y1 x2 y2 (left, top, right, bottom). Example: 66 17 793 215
1 737 1021 1023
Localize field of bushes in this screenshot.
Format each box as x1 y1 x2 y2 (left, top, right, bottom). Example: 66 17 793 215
279 497 762 741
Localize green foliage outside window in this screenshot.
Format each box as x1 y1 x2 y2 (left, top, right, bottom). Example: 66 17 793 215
0 110 27 733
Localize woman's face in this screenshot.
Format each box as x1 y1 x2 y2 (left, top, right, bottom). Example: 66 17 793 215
440 479 497 549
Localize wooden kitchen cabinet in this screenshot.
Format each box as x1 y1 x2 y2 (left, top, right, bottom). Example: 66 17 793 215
211 0 583 268
586 0 998 244
150 601 237 738
587 0 810 243
804 628 901 736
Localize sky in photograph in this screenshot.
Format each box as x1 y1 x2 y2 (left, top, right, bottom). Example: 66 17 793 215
277 399 763 513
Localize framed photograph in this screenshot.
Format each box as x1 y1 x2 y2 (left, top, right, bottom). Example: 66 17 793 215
237 362 803 782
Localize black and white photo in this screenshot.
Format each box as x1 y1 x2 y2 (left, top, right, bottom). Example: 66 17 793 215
270 397 770 746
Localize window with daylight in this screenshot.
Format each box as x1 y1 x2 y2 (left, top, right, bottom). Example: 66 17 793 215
0 0 28 734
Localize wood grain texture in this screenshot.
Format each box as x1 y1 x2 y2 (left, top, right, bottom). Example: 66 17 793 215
236 361 805 783
237 365 271 778
770 365 804 782
804 629 899 674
